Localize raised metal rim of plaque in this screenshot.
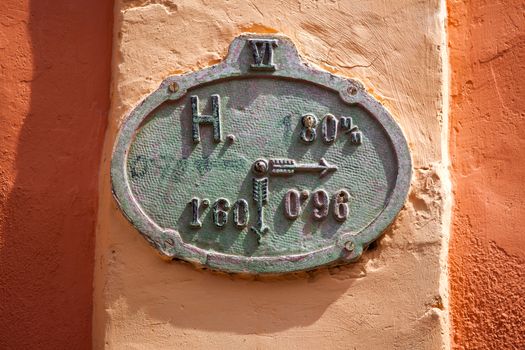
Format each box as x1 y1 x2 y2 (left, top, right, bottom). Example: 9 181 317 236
111 34 412 274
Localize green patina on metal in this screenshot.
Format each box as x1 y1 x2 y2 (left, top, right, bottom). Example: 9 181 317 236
111 35 412 274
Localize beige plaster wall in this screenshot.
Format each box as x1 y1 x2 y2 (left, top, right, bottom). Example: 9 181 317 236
93 1 450 349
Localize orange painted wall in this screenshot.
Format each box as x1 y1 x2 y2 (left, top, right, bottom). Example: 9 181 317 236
0 1 113 348
448 0 525 349
1 0 525 348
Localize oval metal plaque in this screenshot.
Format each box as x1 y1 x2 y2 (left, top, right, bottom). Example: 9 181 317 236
111 35 411 274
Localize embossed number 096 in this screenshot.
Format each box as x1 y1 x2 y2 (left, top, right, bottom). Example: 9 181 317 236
284 189 350 221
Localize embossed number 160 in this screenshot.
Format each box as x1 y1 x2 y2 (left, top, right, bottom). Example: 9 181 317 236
189 197 249 229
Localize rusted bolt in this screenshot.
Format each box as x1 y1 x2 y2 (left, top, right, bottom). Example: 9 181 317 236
344 241 355 252
300 190 310 200
347 86 358 96
252 159 268 176
202 199 210 207
336 190 349 203
303 115 315 128
227 134 236 143
168 82 179 92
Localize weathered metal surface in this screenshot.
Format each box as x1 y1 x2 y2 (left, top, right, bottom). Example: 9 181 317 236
111 35 412 274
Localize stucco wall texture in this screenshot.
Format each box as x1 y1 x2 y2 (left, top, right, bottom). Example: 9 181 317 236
93 1 450 349
448 0 525 349
1 0 524 349
0 0 113 349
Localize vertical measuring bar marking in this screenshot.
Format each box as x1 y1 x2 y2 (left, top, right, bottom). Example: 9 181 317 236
251 177 269 241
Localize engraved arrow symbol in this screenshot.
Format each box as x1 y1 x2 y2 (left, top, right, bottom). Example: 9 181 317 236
251 177 269 242
268 158 337 178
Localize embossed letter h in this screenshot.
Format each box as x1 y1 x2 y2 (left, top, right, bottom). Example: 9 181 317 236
190 95 222 143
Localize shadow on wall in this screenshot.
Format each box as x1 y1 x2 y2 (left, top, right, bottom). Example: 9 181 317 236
104 196 391 334
0 1 113 349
